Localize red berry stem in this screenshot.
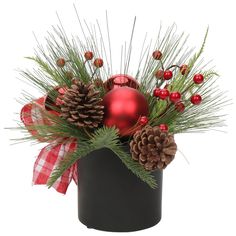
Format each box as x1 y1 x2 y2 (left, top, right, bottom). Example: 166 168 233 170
159 59 165 71
166 64 181 70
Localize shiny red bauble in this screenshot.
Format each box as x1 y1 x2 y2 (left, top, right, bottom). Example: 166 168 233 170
170 92 181 103
139 116 149 126
152 50 162 60
163 70 173 80
159 89 170 100
94 58 104 68
193 74 204 84
180 64 188 75
175 102 185 112
153 88 161 97
102 87 149 136
84 51 94 60
104 74 139 91
191 94 202 105
159 124 169 132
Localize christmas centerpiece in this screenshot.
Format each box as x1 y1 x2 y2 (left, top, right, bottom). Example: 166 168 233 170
16 14 228 232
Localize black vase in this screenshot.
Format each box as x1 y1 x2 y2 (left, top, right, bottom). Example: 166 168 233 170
77 146 163 232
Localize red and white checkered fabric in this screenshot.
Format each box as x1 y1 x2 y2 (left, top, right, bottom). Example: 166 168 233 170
21 97 78 194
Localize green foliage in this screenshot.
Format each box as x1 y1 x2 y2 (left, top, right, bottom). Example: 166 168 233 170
47 127 157 189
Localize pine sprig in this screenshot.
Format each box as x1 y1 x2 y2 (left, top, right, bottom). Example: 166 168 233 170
47 126 157 189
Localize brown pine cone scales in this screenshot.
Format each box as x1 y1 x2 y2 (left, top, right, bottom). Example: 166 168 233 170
130 125 177 171
61 81 104 128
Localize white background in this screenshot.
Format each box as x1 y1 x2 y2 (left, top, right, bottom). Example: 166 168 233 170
0 0 236 235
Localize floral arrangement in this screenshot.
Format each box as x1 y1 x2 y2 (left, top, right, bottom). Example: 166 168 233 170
16 17 227 194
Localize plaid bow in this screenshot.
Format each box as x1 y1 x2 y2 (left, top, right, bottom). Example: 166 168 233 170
21 96 78 194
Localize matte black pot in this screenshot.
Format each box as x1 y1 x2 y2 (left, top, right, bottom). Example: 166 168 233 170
77 146 163 232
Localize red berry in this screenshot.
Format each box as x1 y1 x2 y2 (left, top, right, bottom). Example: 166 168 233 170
56 58 66 67
159 124 169 132
191 94 202 105
169 92 181 103
153 88 161 97
94 58 104 68
159 89 170 100
175 102 185 112
163 70 173 80
193 74 204 84
152 50 162 60
180 64 188 75
139 116 149 125
155 69 164 79
84 51 94 60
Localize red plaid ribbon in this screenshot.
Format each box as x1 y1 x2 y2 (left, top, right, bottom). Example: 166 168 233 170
21 97 78 194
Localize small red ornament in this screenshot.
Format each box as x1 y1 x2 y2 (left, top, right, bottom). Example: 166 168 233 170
159 124 169 132
175 102 185 112
56 58 66 68
163 70 173 80
169 92 181 103
155 70 164 79
104 74 139 91
139 116 149 126
191 94 202 105
153 88 161 97
158 89 170 100
180 64 188 75
152 50 162 60
193 74 204 84
94 58 104 68
103 87 149 136
84 51 94 60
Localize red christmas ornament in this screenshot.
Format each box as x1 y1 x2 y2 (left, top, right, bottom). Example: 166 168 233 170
104 74 139 91
139 116 149 126
191 94 202 105
94 58 104 68
175 102 185 112
180 64 188 75
152 50 162 60
56 58 66 68
84 51 94 60
170 92 181 103
159 124 169 132
193 74 204 84
163 70 173 80
159 89 170 100
155 69 164 79
103 87 149 136
153 88 161 97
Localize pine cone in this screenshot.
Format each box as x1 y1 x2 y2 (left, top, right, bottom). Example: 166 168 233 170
130 125 177 171
61 81 104 128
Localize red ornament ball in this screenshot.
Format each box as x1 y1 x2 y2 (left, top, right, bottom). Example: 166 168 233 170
193 74 204 84
175 102 185 112
84 51 94 60
153 88 161 97
103 87 149 136
139 116 149 126
104 74 139 91
180 64 188 75
170 92 181 103
159 124 169 132
159 89 170 100
56 58 66 68
163 70 173 80
155 69 164 79
94 58 104 68
191 94 202 105
152 50 162 60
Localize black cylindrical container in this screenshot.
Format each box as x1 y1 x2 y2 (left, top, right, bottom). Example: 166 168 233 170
78 147 163 232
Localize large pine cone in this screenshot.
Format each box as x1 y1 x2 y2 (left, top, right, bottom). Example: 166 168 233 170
130 125 177 171
61 81 104 128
